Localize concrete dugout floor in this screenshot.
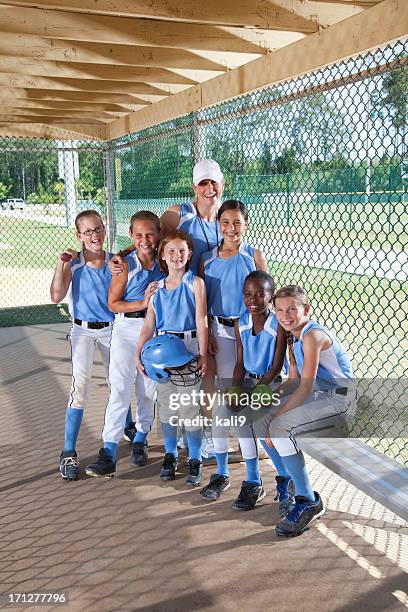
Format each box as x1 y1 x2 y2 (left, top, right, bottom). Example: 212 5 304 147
0 324 407 612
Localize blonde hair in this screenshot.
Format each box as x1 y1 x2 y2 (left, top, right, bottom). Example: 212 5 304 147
273 285 309 367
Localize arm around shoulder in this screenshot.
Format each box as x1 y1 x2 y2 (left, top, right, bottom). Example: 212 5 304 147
160 204 181 235
254 248 268 272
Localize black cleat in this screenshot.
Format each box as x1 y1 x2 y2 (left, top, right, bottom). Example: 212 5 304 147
186 459 203 486
275 476 296 517
123 421 137 444
59 450 80 481
232 480 266 511
85 448 116 478
131 441 148 467
275 492 325 537
160 453 178 481
200 473 230 501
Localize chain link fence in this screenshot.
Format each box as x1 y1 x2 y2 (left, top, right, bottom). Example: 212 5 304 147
0 40 407 462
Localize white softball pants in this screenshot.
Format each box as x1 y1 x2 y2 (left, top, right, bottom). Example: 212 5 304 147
102 315 157 444
157 335 202 431
211 319 258 459
68 322 112 410
253 390 355 456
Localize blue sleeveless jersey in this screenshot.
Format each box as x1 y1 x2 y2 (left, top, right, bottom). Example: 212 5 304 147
202 242 256 317
177 202 220 274
239 309 280 376
152 270 197 332
294 321 353 390
122 250 165 302
70 251 114 322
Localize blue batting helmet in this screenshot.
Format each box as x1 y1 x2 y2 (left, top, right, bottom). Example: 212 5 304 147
141 334 199 386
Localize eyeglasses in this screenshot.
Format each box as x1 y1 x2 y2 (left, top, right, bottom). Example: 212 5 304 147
80 225 105 236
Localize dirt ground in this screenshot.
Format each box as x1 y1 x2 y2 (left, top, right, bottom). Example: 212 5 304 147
0 323 407 612
0 267 55 308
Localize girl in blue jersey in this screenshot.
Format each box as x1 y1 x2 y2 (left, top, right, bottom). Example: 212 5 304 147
135 229 208 487
199 202 271 508
255 285 354 537
51 209 116 481
200 270 287 509
86 211 164 478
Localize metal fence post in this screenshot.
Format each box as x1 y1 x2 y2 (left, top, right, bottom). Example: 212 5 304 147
104 147 116 253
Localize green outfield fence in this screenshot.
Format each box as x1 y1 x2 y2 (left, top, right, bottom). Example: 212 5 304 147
0 40 407 463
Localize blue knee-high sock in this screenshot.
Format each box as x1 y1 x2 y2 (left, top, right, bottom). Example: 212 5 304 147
245 457 261 485
64 407 83 451
215 452 229 477
260 440 290 478
161 422 178 457
186 429 202 461
281 451 314 501
104 442 118 462
125 406 133 427
133 431 148 444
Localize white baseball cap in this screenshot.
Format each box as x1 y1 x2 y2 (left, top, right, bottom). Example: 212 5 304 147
193 159 224 185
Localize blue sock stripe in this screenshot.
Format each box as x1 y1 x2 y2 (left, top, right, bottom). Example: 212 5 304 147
215 452 229 477
133 431 148 443
161 422 178 457
245 457 261 485
104 442 118 462
259 440 290 478
281 451 314 501
185 429 202 461
64 407 83 452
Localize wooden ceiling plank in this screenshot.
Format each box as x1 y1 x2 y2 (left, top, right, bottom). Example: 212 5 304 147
0 6 293 52
0 1 319 31
0 58 200 84
0 74 174 95
0 34 229 71
0 114 107 124
0 87 154 105
0 107 119 119
108 0 407 139
0 99 138 113
0 121 106 140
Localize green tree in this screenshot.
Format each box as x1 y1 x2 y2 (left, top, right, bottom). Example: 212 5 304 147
0 181 10 200
378 66 408 158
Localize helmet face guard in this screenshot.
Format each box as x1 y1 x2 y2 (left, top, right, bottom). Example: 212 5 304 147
165 358 201 387
141 334 200 387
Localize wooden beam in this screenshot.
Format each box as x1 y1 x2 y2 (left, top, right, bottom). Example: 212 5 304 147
0 107 117 119
268 0 363 26
0 58 199 84
0 75 170 96
0 1 319 31
0 87 156 106
0 99 136 113
0 34 229 71
0 6 288 52
108 0 407 139
0 121 106 140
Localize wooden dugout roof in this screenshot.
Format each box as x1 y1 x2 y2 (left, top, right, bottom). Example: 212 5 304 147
0 0 406 142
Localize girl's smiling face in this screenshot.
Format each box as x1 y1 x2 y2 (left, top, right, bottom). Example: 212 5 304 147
244 278 273 316
219 209 247 244
130 220 160 256
76 214 105 252
274 296 310 333
161 238 191 271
